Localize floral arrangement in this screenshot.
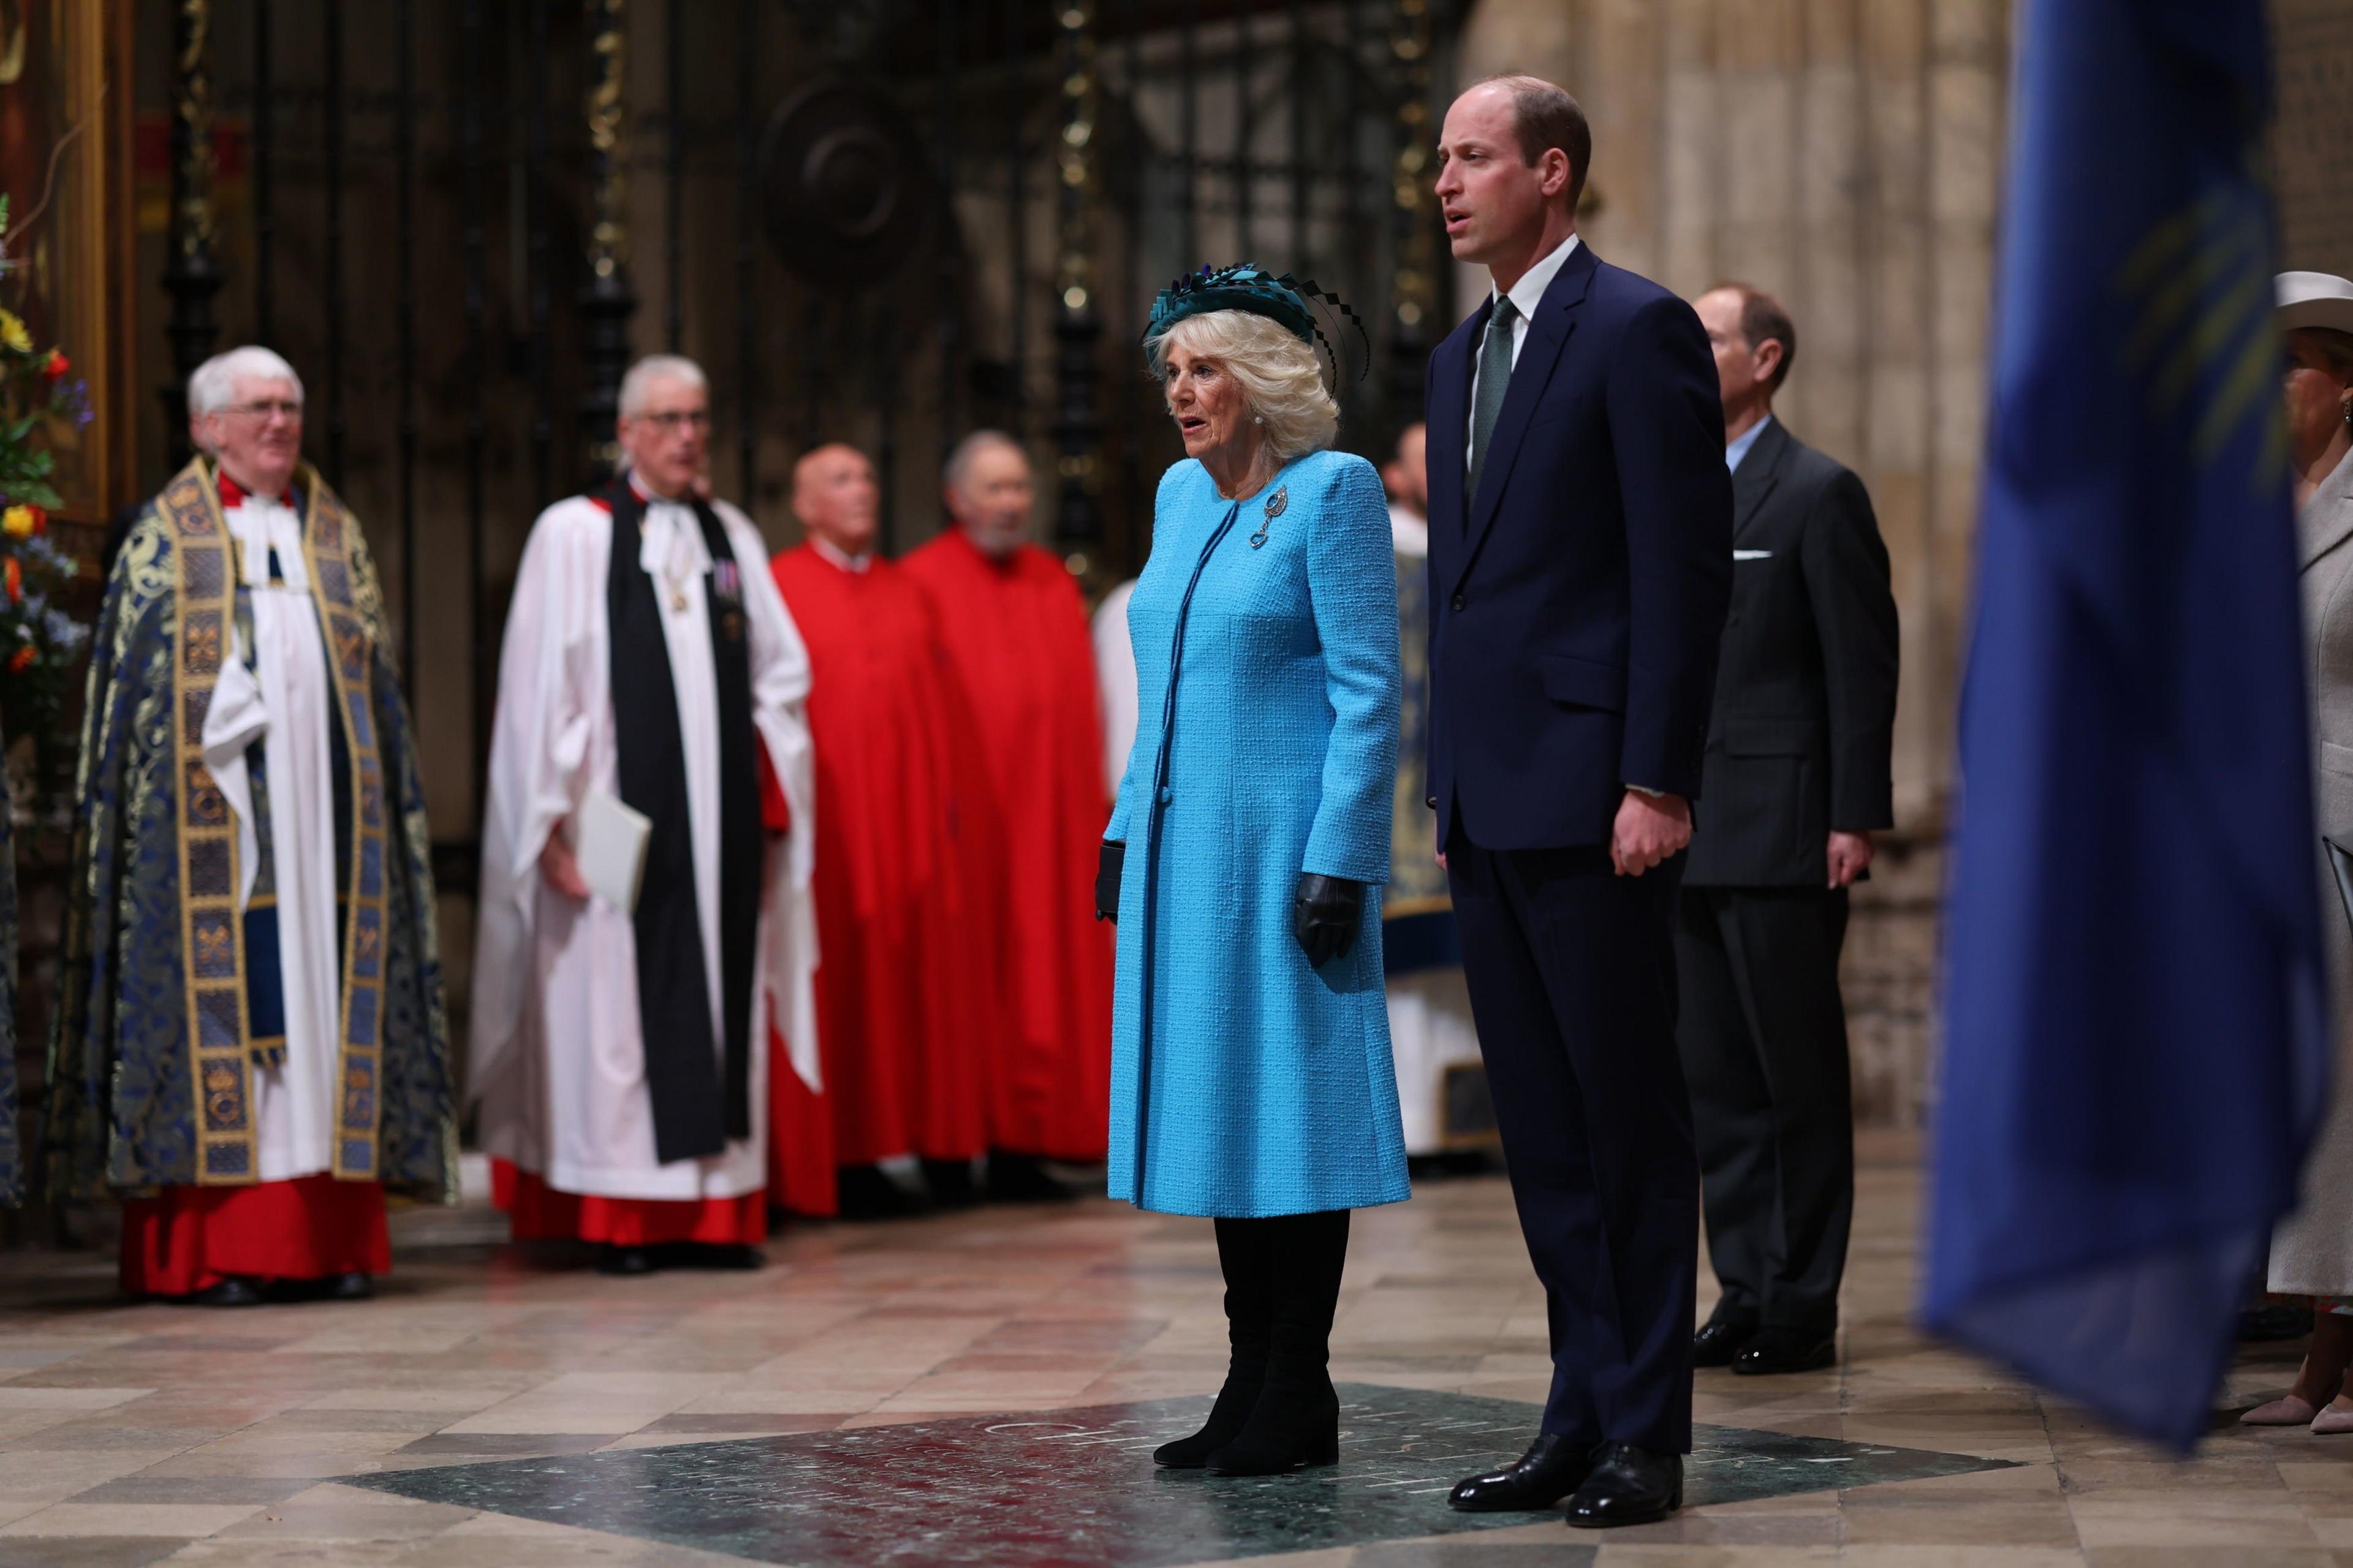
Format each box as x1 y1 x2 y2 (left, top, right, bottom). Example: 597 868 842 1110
0 195 94 808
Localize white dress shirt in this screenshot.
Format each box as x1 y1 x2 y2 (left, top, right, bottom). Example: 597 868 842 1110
811 536 873 574
1468 232 1585 464
1726 414 1775 474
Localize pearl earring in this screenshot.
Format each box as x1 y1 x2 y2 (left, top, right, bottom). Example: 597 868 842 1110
1254 415 1264 425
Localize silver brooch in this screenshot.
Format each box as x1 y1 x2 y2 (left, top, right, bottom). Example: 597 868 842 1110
1249 485 1288 549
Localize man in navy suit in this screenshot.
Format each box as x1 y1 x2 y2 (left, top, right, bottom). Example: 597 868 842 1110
1424 76 1732 1528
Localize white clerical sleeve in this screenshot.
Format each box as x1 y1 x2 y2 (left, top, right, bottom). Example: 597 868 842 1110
468 503 602 1112
719 504 822 1093
1093 579 1139 803
200 624 270 911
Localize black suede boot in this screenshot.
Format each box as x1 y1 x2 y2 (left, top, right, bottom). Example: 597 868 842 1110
1154 1218 1274 1468
1207 1211 1349 1476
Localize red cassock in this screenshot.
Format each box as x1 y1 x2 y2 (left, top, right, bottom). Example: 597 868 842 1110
903 531 1114 1160
491 1161 767 1246
768 545 988 1204
119 1176 390 1296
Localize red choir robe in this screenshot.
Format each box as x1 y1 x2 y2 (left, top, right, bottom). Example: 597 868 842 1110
904 530 1115 1160
121 1176 390 1297
769 545 990 1208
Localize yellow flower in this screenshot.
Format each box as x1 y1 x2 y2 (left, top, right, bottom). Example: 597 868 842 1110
0 311 28 354
1 506 32 540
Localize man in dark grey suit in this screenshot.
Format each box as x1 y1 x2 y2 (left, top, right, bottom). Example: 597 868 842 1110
1679 284 1899 1377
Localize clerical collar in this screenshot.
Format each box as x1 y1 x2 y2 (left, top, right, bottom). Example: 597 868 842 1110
626 471 696 509
811 536 873 574
215 469 292 509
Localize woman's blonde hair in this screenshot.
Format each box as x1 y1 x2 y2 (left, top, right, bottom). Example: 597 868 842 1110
1147 309 1339 461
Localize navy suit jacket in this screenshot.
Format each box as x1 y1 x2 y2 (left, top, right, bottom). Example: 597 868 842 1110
1424 242 1733 852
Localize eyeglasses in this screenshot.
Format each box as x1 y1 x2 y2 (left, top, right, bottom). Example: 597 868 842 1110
224 398 303 421
635 409 711 433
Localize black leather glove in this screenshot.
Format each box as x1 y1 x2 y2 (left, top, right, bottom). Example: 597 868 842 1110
1292 873 1365 967
1096 841 1125 923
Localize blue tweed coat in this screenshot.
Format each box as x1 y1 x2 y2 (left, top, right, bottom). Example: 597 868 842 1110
1105 448 1411 1217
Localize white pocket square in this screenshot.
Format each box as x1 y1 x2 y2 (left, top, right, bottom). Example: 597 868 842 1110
1733 550 1773 561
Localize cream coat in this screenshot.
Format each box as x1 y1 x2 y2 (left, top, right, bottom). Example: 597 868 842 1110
2272 443 2353 1296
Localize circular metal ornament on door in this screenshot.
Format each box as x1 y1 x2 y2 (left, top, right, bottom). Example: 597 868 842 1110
759 80 935 292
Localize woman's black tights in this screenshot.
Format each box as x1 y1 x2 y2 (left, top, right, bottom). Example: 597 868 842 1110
1151 1210 1351 1473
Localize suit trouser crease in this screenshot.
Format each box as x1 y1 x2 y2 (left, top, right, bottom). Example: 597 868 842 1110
1446 828 1697 1454
1676 887 1854 1336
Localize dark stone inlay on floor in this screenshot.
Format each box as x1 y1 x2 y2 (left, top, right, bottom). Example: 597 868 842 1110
344 1385 2017 1567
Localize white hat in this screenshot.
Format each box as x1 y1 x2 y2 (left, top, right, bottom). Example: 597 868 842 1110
2277 271 2353 337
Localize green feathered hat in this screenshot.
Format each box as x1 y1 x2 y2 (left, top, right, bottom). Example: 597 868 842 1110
1142 263 1368 379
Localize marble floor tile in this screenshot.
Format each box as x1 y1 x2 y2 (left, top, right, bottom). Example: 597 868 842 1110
0 1502 270 1537
0 1153 2344 1566
2065 1490 2325 1548
0 1540 197 1568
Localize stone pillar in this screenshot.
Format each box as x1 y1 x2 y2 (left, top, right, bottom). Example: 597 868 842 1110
2276 0 2353 278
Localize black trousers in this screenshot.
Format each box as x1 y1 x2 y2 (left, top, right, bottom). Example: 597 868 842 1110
1446 828 1697 1454
1673 886 1854 1337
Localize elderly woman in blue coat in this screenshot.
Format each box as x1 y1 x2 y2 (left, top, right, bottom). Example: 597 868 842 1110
1095 266 1410 1477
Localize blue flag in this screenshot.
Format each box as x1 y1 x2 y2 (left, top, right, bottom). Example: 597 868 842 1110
1925 0 2328 1452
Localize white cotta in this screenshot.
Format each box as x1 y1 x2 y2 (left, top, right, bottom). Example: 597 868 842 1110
1382 501 1485 1156
469 491 819 1202
202 492 344 1183
1091 578 1139 801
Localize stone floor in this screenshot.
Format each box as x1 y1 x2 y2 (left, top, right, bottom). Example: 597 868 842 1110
0 1137 2346 1566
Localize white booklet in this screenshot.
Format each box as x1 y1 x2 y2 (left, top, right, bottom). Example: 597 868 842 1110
575 789 652 913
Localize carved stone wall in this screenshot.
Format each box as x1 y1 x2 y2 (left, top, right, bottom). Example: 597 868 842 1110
2278 0 2353 278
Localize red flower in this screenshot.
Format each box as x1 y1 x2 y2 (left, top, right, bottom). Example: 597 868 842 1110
9 645 34 674
25 505 42 536
40 350 68 383
6 558 21 604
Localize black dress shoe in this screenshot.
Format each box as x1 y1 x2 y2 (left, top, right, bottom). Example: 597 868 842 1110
180 1276 263 1307
595 1244 657 1276
1692 1316 1757 1368
1565 1442 1681 1529
1448 1432 1596 1512
324 1271 373 1301
921 1158 982 1209
985 1153 1078 1203
1732 1328 1836 1376
835 1164 930 1221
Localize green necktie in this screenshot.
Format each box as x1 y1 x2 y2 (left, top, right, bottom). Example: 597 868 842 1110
1468 296 1520 509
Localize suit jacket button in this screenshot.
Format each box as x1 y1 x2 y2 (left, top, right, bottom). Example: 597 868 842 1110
1450 593 1465 612
1425 795 1437 809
